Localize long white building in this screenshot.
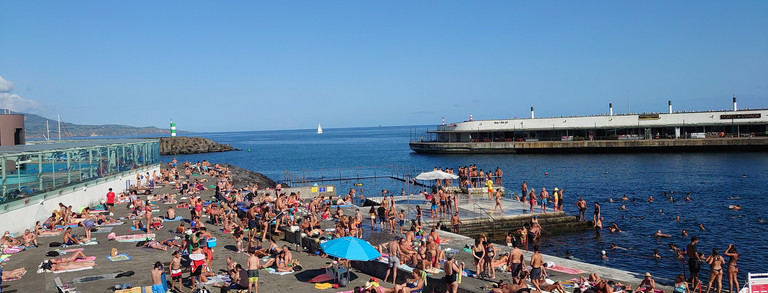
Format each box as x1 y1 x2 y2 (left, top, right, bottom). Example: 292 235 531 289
410 98 768 153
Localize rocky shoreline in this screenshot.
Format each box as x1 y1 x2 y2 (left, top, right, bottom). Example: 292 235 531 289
219 163 278 189
159 136 237 155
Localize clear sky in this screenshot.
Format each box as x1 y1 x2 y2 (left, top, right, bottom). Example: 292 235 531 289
1 1 766 132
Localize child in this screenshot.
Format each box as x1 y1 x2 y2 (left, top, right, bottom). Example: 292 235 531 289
247 247 261 292
169 251 183 292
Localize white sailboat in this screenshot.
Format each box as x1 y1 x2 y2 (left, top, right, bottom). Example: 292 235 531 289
317 123 323 134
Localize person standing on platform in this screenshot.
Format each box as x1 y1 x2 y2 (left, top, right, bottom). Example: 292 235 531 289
540 188 549 213
521 181 528 202
687 236 702 290
106 188 115 216
577 197 587 221
486 177 494 200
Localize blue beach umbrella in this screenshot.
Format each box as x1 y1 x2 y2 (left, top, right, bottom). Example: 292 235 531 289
320 237 381 261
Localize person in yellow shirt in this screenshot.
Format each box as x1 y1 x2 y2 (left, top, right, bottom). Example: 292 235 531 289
485 177 494 200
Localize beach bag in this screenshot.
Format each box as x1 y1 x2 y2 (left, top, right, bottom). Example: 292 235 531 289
46 251 60 257
48 242 62 247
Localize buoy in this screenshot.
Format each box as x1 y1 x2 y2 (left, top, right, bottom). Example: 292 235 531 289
545 172 549 176
247 149 251 152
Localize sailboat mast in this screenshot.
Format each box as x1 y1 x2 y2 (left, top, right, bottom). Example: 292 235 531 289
46 120 50 141
58 115 61 140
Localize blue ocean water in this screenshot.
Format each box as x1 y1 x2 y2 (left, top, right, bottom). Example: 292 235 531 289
163 126 768 282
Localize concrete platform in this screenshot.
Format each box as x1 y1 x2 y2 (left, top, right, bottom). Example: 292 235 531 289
1 165 670 293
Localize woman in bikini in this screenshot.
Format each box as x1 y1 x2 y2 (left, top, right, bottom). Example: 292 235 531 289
724 244 739 293
472 238 485 278
705 248 725 293
484 241 496 279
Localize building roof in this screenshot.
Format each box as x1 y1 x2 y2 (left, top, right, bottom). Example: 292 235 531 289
0 138 157 156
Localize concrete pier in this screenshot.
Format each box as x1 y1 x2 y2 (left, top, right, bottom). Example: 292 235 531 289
410 137 768 154
327 196 672 293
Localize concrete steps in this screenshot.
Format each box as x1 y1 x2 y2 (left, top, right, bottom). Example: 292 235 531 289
448 212 593 242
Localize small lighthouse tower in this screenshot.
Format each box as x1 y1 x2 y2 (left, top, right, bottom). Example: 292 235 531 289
170 120 177 137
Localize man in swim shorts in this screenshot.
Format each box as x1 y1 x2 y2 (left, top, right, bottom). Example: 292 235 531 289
508 241 524 278
151 262 165 293
169 251 183 293
247 247 260 292
687 236 702 287
384 238 401 284
529 245 544 291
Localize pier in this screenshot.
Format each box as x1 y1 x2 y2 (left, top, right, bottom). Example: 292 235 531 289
410 136 768 154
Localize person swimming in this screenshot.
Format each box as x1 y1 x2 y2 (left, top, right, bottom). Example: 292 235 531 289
654 230 672 238
728 205 741 210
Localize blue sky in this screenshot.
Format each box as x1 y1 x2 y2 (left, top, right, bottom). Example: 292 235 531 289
1 1 766 132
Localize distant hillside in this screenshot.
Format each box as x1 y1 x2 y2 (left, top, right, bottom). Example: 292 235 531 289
2 109 184 139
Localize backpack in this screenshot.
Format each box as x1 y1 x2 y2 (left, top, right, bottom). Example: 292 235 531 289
49 242 62 247
46 251 60 257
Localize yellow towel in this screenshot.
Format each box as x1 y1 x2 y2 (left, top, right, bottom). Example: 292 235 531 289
315 282 333 290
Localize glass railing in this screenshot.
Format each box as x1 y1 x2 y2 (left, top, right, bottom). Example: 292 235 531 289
0 139 160 207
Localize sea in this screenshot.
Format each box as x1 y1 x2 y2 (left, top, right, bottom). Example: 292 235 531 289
161 125 768 282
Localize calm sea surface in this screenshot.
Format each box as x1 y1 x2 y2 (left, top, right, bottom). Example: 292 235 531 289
162 126 768 282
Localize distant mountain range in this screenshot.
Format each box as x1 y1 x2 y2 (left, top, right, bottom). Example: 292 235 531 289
2 109 183 139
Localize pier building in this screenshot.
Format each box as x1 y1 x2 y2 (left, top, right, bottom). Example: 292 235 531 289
411 98 768 153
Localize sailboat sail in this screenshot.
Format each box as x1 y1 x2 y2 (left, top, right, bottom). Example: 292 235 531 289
317 124 323 134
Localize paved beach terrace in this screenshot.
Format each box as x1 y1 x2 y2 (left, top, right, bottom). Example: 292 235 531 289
1 167 671 293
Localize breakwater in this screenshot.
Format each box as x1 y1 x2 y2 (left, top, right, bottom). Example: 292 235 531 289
159 136 236 155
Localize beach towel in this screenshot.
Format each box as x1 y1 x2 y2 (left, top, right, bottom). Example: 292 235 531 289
63 240 98 247
264 267 295 275
75 256 97 262
1 254 11 262
309 274 335 283
107 253 132 262
163 216 183 222
3 246 24 254
55 224 79 230
93 227 113 233
53 266 94 273
203 273 232 285
115 233 156 243
548 265 587 275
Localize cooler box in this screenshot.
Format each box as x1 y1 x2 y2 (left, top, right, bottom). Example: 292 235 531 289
207 238 217 248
